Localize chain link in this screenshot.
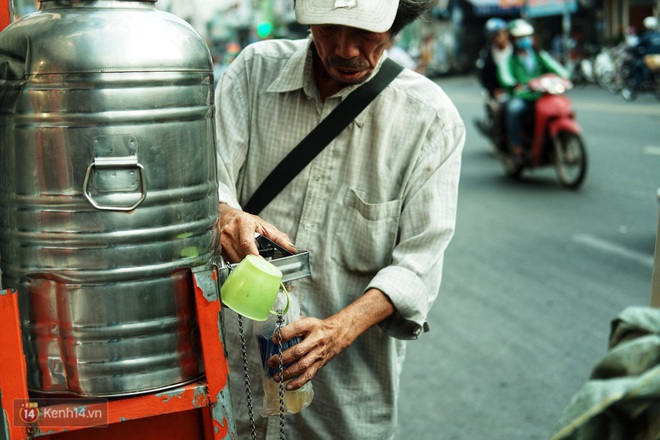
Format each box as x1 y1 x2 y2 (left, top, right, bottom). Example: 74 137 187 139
276 310 286 439
236 284 287 440
238 314 257 440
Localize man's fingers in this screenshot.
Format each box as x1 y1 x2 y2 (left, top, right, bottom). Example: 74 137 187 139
271 351 320 390
238 229 260 257
283 365 318 390
273 233 296 254
220 243 241 263
260 225 296 254
219 215 261 262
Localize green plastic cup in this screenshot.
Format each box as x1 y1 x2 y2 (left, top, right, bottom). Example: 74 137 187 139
220 254 289 321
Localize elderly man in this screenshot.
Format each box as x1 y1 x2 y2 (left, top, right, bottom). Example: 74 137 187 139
214 1 465 438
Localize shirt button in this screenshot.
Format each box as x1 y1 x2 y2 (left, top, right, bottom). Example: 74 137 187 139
314 174 321 181
304 223 312 230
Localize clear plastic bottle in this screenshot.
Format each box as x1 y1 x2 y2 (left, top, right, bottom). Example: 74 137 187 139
253 290 314 416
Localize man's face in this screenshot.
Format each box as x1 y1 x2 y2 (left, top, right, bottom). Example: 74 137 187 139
310 24 391 90
492 30 509 49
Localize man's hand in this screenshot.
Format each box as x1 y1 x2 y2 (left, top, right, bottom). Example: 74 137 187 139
217 203 295 262
266 289 395 390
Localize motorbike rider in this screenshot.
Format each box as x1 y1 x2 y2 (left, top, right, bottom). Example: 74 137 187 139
624 16 660 88
638 16 660 54
498 19 569 162
475 17 512 147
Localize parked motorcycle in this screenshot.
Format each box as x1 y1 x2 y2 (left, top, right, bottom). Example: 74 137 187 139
568 42 601 86
620 53 660 101
593 46 618 92
477 74 588 190
593 43 631 93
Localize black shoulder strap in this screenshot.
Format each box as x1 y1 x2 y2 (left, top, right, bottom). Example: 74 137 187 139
243 58 404 215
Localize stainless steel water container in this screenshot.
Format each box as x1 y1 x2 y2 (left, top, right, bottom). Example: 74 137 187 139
0 0 218 396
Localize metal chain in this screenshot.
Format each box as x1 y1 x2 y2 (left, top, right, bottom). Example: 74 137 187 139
238 314 257 440
233 272 287 440
276 310 286 440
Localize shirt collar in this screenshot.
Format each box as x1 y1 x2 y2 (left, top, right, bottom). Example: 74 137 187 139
267 39 311 95
267 37 387 105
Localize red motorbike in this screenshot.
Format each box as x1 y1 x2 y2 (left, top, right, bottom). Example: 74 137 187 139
483 74 588 189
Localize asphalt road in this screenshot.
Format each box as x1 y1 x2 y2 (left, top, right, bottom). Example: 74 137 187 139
395 76 660 440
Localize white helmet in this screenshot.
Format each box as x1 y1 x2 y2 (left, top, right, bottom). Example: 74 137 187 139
643 16 658 30
508 19 534 38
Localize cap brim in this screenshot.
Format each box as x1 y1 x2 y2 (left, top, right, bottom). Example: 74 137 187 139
295 0 398 33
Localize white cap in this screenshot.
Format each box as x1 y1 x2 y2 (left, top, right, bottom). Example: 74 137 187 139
295 0 399 33
643 16 658 30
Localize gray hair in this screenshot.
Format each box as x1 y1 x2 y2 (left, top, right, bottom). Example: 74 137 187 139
390 0 435 36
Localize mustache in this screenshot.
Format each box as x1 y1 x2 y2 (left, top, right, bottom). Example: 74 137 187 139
327 56 369 70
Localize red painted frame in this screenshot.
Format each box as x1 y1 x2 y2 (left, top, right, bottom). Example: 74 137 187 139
0 267 236 439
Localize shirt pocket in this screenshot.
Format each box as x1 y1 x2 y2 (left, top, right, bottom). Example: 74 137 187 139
332 188 402 274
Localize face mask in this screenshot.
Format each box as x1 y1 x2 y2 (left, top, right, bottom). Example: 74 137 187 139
515 36 533 50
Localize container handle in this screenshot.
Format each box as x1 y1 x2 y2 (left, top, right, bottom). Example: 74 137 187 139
83 156 147 211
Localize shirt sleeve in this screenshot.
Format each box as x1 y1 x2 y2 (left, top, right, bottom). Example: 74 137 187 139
498 54 517 90
539 50 569 78
214 51 251 210
367 112 465 340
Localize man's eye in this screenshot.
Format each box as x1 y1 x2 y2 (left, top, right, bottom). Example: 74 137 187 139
357 30 378 39
318 25 339 35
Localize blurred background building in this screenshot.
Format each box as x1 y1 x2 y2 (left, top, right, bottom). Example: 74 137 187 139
415 0 658 75
6 0 660 77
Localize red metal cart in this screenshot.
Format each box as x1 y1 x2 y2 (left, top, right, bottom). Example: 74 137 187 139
0 266 236 440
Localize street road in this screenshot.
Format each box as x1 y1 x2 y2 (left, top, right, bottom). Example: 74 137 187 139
395 76 660 440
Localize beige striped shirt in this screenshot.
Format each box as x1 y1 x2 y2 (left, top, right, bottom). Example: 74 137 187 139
215 37 464 440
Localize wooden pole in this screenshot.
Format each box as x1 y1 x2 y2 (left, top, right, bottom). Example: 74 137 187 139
651 192 660 307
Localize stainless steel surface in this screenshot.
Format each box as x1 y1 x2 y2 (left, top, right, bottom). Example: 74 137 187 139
270 252 312 283
0 0 218 396
217 235 312 286
218 252 312 286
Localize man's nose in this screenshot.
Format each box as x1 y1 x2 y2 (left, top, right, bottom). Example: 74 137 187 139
333 28 360 59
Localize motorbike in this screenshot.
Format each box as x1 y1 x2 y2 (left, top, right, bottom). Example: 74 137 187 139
476 74 588 190
473 92 508 151
568 42 602 86
620 52 660 101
